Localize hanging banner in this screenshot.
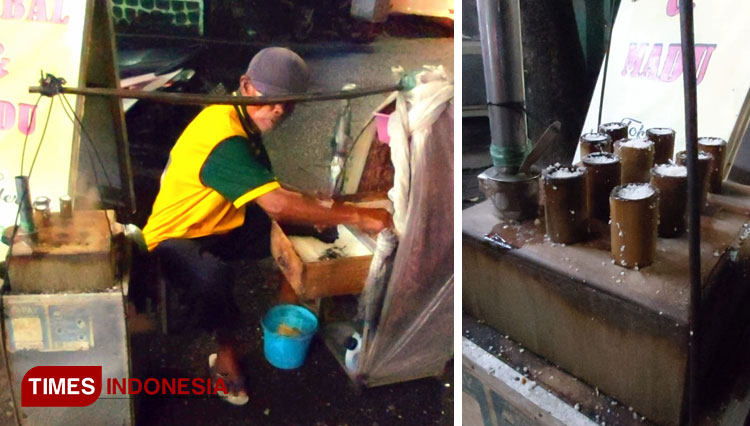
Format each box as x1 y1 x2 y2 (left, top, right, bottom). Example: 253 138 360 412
576 0 750 169
0 0 86 248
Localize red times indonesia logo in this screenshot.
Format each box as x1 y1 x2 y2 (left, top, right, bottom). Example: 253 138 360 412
22 366 228 407
22 366 102 407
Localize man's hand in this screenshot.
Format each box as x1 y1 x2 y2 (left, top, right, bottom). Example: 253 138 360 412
256 187 392 234
355 208 392 235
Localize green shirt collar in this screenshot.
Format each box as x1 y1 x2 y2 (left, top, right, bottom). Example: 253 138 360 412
231 91 261 139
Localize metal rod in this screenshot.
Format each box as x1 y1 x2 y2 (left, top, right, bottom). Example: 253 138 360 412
679 1 700 425
29 83 402 106
476 0 528 173
597 0 617 127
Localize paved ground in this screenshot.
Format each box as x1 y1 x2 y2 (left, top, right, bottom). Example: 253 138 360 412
131 257 453 426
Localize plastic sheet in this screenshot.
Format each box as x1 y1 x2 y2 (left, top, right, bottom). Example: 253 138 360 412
388 66 455 236
356 229 398 328
354 66 454 386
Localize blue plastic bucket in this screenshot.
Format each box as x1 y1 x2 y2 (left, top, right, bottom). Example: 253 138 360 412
261 304 319 369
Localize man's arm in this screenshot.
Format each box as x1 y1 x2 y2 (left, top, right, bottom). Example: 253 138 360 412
255 187 391 234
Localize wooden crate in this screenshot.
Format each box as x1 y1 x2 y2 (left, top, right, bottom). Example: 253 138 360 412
270 221 373 300
270 96 396 300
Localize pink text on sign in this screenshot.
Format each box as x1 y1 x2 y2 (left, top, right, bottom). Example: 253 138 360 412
620 43 716 85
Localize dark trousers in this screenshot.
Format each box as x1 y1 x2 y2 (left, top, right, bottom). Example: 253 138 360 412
153 204 271 335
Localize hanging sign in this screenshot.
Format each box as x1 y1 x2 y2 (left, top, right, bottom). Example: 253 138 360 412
0 0 87 248
576 0 750 170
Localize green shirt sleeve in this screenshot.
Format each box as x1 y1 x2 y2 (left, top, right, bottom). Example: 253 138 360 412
200 136 277 202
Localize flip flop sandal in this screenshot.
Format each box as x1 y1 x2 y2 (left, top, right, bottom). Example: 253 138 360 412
208 353 249 406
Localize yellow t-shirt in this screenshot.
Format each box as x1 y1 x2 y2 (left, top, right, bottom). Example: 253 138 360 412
143 104 280 250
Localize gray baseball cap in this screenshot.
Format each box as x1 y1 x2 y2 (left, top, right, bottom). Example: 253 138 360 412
245 47 310 96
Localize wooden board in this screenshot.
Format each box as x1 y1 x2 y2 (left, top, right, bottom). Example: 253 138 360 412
7 210 116 293
73 0 135 216
341 94 397 195
270 221 372 300
358 137 395 193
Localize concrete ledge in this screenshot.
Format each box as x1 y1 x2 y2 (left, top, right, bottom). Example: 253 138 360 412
463 337 598 426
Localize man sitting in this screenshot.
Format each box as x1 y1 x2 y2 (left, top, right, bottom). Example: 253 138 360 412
142 47 391 404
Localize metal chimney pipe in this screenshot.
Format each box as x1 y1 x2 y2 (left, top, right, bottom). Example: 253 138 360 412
476 0 529 174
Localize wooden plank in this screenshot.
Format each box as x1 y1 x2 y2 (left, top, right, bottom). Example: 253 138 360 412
358 136 395 193
342 93 397 195
707 181 750 215
7 210 116 293
8 210 114 256
67 0 96 210
300 256 370 299
73 0 135 216
270 220 371 300
269 220 305 293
